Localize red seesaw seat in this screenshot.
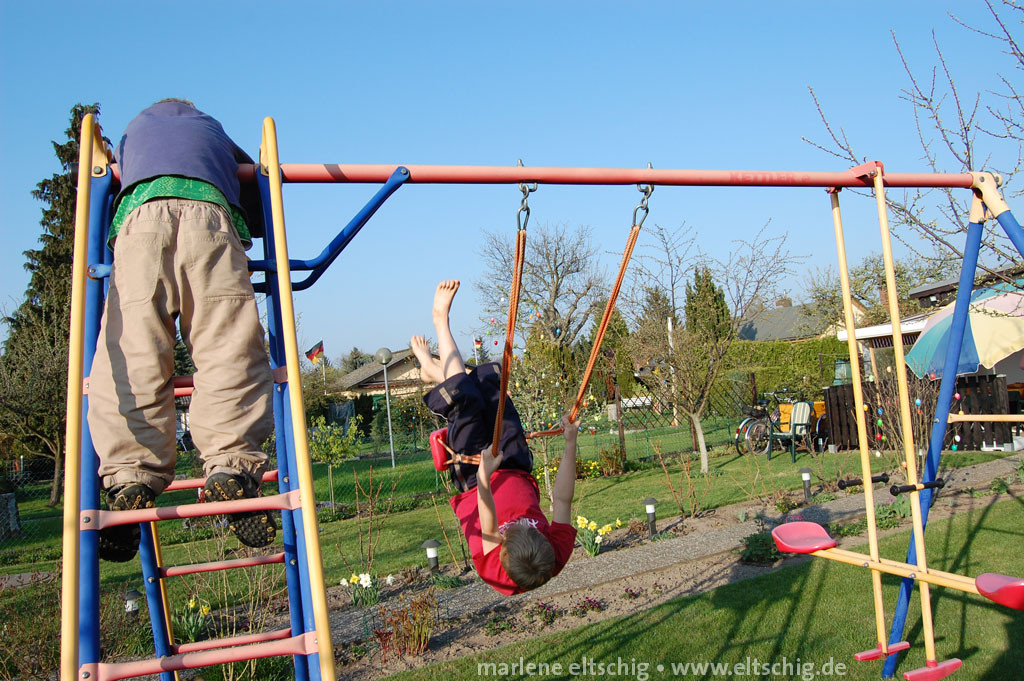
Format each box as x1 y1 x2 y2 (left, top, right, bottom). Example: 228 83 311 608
430 428 451 471
854 641 911 661
902 658 962 681
975 573 1024 610
772 521 838 554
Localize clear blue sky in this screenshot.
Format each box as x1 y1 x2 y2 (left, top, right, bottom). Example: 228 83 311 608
0 2 1012 363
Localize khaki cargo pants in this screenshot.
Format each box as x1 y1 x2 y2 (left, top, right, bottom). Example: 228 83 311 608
88 199 274 495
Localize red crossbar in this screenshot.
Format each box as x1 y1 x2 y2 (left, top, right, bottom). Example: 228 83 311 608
164 470 278 492
110 161 975 189
171 626 294 654
80 631 315 681
86 489 301 529
160 551 285 578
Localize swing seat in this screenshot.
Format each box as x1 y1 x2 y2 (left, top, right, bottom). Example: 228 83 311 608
430 428 450 471
771 521 837 554
853 641 910 661
902 658 962 681
975 572 1024 610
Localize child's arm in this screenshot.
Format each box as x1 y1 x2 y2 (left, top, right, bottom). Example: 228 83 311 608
477 446 504 556
550 414 579 525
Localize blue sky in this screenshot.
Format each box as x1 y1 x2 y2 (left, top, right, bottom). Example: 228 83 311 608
0 2 1013 363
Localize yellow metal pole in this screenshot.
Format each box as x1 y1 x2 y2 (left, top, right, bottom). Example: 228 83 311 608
829 189 890 651
60 114 97 681
261 117 337 681
872 167 938 663
150 522 181 681
813 549 980 594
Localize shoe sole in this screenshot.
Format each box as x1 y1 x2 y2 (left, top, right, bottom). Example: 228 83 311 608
203 477 277 548
98 487 155 563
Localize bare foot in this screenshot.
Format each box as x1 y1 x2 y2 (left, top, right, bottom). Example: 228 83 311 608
410 335 442 383
432 280 460 322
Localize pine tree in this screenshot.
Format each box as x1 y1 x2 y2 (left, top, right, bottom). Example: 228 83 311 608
0 103 102 505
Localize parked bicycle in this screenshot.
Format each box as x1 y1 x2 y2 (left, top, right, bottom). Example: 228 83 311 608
739 389 815 457
733 399 769 455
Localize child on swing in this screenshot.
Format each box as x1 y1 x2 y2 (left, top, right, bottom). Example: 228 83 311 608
410 280 578 595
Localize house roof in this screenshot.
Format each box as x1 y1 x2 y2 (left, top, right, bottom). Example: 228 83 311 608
909 265 1023 306
338 349 417 390
738 303 829 342
835 312 931 341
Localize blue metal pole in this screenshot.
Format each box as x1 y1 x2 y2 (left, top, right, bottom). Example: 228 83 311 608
995 210 1024 259
250 166 409 292
882 220 983 678
258 172 313 681
78 172 113 669
137 524 174 681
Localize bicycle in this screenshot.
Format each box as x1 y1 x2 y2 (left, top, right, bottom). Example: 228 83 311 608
733 400 768 455
742 389 814 458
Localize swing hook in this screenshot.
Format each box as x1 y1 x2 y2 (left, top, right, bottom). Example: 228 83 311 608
516 159 538 231
634 169 654 228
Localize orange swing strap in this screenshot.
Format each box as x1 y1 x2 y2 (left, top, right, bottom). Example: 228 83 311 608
490 181 534 458
530 183 652 439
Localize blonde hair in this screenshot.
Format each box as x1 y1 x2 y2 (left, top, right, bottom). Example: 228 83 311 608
499 524 555 591
154 97 196 108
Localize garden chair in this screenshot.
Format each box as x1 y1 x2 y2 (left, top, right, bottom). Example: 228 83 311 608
769 401 814 462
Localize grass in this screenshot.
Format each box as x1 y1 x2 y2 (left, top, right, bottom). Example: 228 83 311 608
383 496 1024 681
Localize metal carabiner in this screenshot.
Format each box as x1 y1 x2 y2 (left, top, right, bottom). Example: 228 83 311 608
633 182 654 227
516 160 538 231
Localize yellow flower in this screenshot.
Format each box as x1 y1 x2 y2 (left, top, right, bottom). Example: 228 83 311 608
349 574 359 584
576 516 588 528
188 598 196 609
615 518 623 528
601 524 613 535
588 521 598 531
200 605 210 616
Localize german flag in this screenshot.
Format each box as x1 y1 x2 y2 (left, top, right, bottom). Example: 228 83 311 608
305 340 324 364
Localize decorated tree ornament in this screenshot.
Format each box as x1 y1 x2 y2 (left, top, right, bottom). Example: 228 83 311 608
876 433 883 441
915 398 922 406
881 435 887 442
876 419 883 426
954 392 961 400
954 434 961 442
490 317 496 324
863 405 870 412
877 408 884 415
875 450 882 458
493 340 498 346
952 444 958 451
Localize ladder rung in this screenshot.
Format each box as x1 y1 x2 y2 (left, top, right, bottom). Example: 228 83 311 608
172 626 294 654
80 631 316 681
160 551 286 578
83 489 301 530
165 470 279 492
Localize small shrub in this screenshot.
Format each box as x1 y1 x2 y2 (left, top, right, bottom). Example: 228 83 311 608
484 615 515 636
625 517 647 536
774 494 800 514
990 477 1010 494
828 519 868 537
526 601 562 627
344 573 381 607
1014 457 1024 483
739 530 782 564
575 458 603 480
377 589 438 657
172 597 211 643
736 510 749 523
812 491 838 504
597 448 624 476
568 597 606 617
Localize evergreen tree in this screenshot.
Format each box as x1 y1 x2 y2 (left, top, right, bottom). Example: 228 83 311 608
684 267 731 344
0 103 102 505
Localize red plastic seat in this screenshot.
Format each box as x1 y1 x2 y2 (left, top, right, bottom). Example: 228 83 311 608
771 521 837 554
975 572 1024 610
902 658 961 681
429 428 450 471
854 640 910 661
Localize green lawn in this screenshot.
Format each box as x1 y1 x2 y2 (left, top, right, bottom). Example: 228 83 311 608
385 496 1024 681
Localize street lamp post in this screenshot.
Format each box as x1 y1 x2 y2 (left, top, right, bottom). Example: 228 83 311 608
376 347 396 468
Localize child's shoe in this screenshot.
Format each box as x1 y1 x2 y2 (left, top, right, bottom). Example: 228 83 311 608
97 483 156 562
202 473 277 548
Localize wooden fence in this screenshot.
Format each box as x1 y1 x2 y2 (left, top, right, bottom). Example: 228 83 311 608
824 374 1014 451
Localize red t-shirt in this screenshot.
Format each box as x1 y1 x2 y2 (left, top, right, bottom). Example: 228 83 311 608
450 469 576 595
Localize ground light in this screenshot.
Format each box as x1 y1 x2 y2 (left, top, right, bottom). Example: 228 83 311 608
800 467 813 504
643 497 657 537
421 538 440 572
122 588 142 615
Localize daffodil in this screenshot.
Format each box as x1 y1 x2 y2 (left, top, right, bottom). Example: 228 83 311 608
358 573 372 588
188 598 196 609
200 605 210 616
594 534 603 544
588 521 598 531
615 518 623 528
349 574 359 584
385 574 395 586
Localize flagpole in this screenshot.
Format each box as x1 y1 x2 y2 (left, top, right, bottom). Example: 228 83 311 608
322 359 326 395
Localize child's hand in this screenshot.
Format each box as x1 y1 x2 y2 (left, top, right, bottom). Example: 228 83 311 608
561 414 579 442
479 444 505 477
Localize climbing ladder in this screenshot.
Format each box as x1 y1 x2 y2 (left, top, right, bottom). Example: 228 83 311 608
60 116 338 681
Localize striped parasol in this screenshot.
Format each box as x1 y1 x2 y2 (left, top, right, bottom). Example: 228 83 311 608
906 281 1024 379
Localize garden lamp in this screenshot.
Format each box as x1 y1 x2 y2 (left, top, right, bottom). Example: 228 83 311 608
123 588 143 614
375 346 396 468
799 467 812 504
422 538 440 572
643 497 658 537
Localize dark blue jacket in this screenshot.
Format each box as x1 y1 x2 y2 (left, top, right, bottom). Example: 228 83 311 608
115 101 265 237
